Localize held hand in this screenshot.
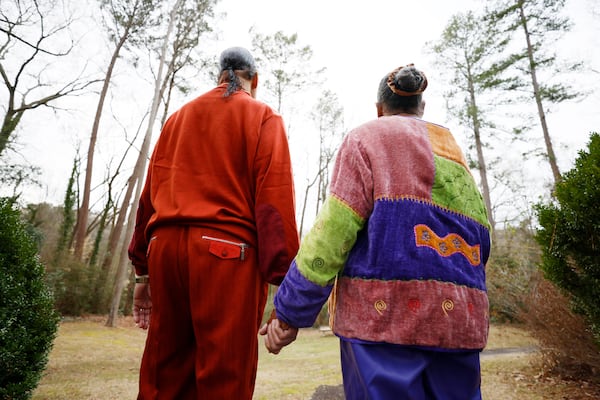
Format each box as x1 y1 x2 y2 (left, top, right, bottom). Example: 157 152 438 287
260 318 298 354
133 283 152 330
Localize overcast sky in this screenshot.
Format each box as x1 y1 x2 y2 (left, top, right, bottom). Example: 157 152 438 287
4 0 599 223
216 0 599 221
215 0 598 130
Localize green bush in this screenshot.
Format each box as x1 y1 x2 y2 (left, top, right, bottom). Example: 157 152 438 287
44 254 98 316
534 132 600 341
0 198 59 400
20 202 101 316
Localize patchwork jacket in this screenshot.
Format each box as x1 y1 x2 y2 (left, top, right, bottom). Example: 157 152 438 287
274 115 491 350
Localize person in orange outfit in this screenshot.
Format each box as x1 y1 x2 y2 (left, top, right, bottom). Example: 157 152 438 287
128 46 299 400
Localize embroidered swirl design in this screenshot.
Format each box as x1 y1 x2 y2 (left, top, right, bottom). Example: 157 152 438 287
374 300 387 315
312 257 325 268
442 299 454 316
414 224 481 266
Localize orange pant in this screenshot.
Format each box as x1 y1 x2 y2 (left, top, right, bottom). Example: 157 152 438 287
138 225 268 399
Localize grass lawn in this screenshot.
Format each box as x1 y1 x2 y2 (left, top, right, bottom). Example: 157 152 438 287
31 316 598 399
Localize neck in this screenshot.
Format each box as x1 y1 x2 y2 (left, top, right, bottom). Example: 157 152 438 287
384 111 420 118
218 78 252 96
239 79 252 94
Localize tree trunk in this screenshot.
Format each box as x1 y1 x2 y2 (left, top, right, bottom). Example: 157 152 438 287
315 141 324 217
99 162 140 276
106 176 140 327
73 29 131 260
105 0 184 327
518 2 561 185
298 183 311 238
0 109 23 156
298 166 323 238
467 74 495 234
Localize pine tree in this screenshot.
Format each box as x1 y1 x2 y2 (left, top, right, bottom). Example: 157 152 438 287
535 132 600 340
430 10 520 233
486 0 582 185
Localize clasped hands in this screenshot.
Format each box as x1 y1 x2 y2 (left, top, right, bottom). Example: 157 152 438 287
259 314 298 354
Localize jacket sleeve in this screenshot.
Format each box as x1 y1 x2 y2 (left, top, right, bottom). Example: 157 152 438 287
273 134 369 327
253 113 299 285
127 166 155 276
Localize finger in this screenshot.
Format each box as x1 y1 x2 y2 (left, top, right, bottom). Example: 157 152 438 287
282 329 298 346
265 336 281 354
270 321 298 349
264 324 281 354
267 319 279 341
271 320 289 344
268 322 286 353
258 323 268 336
263 333 274 353
135 307 151 330
143 308 151 329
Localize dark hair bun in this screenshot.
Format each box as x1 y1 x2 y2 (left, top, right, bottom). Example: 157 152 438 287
395 67 425 92
386 64 428 96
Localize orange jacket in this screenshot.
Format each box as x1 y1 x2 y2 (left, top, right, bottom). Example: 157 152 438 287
128 84 299 284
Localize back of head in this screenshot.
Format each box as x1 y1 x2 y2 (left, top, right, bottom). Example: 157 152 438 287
219 47 258 97
377 64 427 113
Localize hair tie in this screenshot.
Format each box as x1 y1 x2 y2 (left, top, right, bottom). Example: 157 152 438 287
386 64 428 97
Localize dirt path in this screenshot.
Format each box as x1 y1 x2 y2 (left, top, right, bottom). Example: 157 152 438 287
480 345 538 359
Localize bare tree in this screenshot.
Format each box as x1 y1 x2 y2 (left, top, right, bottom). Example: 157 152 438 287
72 0 159 260
157 0 215 123
249 29 329 236
104 0 182 326
106 0 218 327
312 91 344 215
0 0 97 156
298 90 344 236
250 29 325 137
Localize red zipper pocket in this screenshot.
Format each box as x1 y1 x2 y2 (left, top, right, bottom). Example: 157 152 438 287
201 235 248 260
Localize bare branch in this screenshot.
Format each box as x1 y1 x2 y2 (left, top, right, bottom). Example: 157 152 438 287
0 25 71 57
15 78 101 113
0 0 74 57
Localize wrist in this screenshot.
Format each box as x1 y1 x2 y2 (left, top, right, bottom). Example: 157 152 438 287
268 308 290 330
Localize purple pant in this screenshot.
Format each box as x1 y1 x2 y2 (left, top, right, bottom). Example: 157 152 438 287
340 340 482 400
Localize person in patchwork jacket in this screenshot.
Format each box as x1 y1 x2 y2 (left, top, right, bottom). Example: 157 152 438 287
260 64 492 400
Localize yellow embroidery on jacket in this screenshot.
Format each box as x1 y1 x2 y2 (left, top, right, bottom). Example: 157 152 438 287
374 300 387 315
414 224 481 266
441 299 454 316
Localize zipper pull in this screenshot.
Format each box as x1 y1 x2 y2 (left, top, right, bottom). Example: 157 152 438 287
240 244 248 261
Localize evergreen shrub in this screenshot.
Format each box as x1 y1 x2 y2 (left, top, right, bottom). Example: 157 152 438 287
535 132 600 341
0 198 59 400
